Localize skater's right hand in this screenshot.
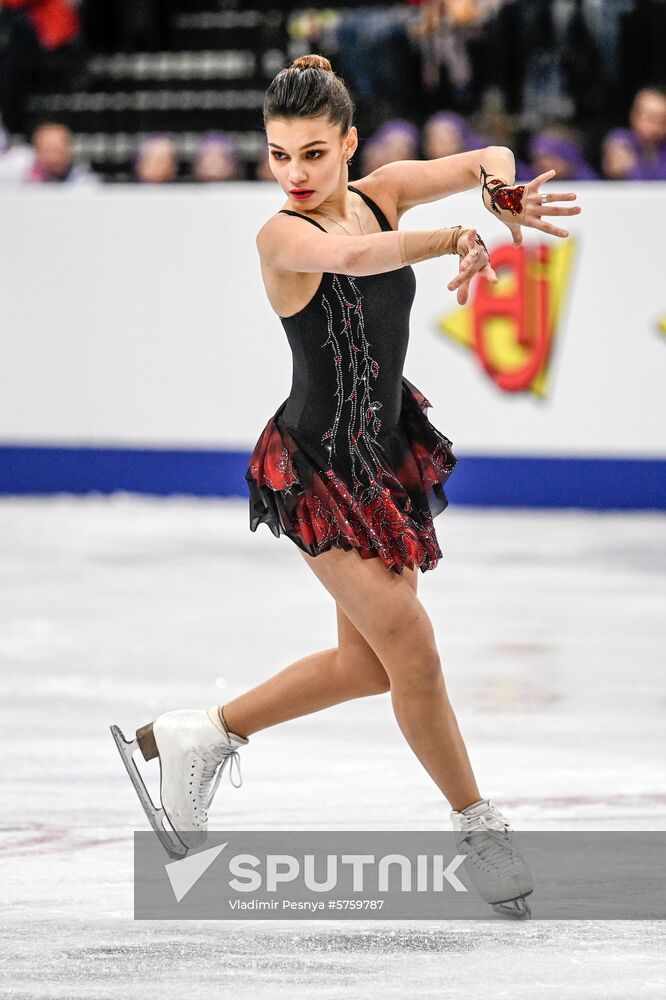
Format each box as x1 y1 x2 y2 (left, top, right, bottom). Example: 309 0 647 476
480 166 581 246
447 227 497 306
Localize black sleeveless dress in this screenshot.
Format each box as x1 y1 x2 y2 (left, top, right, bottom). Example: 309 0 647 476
244 184 458 575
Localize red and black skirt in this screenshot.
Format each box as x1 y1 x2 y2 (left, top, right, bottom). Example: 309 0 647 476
244 376 458 575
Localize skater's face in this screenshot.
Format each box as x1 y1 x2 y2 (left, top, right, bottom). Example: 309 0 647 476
265 115 357 206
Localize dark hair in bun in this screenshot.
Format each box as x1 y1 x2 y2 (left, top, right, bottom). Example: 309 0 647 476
263 53 354 134
291 54 332 72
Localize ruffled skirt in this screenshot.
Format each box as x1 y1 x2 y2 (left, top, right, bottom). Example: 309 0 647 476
244 376 457 575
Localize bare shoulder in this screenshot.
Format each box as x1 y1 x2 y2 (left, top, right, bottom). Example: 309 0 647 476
255 212 300 294
349 167 404 227
256 210 294 253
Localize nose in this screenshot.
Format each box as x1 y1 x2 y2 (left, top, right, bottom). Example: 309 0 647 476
288 167 308 185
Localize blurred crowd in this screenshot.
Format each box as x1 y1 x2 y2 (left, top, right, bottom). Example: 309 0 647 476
350 86 666 183
0 0 664 185
0 121 244 184
2 82 664 187
290 0 666 181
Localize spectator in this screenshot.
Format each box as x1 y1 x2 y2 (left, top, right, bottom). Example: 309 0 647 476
192 131 241 183
364 119 420 170
412 0 506 114
524 124 599 181
360 136 389 176
0 0 84 135
601 86 666 181
29 120 97 183
254 153 274 183
133 133 178 184
0 118 34 181
379 119 419 160
601 131 636 181
422 110 486 158
333 6 420 124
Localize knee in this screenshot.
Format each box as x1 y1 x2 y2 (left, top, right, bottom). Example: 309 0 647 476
378 616 443 695
371 670 392 695
359 664 392 696
389 648 444 697
336 648 391 695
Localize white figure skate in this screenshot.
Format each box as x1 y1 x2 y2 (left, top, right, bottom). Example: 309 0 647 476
110 706 249 857
450 798 534 918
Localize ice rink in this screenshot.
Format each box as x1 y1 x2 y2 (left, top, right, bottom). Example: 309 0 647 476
1 494 665 998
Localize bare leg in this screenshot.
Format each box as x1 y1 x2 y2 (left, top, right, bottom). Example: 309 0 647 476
221 643 389 739
295 547 482 813
221 580 405 737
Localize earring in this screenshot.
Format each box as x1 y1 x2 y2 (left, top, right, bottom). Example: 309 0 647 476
347 157 353 166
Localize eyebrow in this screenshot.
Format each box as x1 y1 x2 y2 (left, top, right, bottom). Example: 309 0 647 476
267 140 329 150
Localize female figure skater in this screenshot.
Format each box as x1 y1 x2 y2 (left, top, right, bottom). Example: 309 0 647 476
111 55 580 917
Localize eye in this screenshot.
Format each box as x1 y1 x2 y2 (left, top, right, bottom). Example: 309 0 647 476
270 150 324 160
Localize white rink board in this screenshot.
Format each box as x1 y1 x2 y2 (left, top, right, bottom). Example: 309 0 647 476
0 182 663 457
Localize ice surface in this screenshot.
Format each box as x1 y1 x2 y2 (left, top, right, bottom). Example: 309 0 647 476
1 496 665 998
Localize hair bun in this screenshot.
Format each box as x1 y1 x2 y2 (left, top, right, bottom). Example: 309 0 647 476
290 54 333 73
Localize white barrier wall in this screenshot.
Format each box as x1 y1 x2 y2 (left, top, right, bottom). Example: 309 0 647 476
0 183 664 458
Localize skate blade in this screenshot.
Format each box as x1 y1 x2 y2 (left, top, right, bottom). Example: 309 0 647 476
492 894 532 919
110 724 188 860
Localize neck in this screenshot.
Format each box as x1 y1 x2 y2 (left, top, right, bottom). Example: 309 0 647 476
292 175 353 219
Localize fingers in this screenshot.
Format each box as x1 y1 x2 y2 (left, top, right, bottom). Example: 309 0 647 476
503 220 522 246
447 264 471 292
457 277 476 305
527 168 557 188
447 253 481 291
537 204 582 217
454 264 497 304
447 248 496 294
531 220 570 238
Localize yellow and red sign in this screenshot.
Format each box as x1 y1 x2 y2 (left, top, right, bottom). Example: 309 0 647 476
437 240 576 396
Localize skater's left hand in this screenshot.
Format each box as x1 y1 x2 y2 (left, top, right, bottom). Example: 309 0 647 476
447 227 497 306
480 166 582 247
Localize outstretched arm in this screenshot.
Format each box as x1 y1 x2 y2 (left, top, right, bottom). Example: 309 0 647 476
375 146 517 215
478 166 581 245
258 214 496 308
258 214 476 278
375 147 581 247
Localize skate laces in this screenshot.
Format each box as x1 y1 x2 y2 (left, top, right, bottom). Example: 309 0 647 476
199 745 243 816
460 808 512 834
456 808 520 876
460 829 521 876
